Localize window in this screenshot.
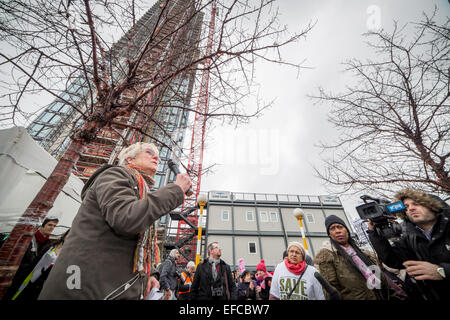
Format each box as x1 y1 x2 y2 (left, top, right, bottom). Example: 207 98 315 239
29 124 43 135
221 210 230 221
305 213 315 224
246 211 254 221
48 114 61 125
153 174 162 188
259 211 268 222
269 211 278 222
248 242 257 254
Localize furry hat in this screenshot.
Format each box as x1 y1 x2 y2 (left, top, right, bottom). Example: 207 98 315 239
394 189 446 214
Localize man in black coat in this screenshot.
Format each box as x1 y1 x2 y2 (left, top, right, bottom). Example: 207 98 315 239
367 189 450 300
191 242 236 300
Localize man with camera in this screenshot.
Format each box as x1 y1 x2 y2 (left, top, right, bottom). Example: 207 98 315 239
190 242 236 300
367 189 450 300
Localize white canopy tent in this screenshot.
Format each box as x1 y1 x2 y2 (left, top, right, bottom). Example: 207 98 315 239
0 127 83 236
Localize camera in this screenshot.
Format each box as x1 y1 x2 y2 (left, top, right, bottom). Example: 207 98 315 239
356 195 406 240
211 285 224 297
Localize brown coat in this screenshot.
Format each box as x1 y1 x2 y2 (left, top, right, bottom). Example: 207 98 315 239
38 166 184 300
314 240 388 300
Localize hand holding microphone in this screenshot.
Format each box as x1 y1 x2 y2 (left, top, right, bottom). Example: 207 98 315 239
168 159 193 196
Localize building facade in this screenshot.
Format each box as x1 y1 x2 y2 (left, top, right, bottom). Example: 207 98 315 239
25 0 205 260
203 191 351 272
26 0 203 187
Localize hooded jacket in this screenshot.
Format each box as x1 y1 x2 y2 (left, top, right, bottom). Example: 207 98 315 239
38 166 184 300
159 254 179 292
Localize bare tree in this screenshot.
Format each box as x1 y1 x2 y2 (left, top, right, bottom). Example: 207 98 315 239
313 10 449 199
0 0 313 297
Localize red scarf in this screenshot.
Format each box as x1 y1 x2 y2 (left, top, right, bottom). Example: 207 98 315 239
35 230 49 244
284 258 307 275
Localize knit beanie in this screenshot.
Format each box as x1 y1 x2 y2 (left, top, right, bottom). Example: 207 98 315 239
256 259 267 273
325 215 350 235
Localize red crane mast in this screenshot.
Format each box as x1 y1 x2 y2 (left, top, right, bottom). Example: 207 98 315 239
175 2 216 263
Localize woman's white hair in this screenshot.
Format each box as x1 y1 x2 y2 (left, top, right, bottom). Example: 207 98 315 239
117 142 158 165
287 241 306 260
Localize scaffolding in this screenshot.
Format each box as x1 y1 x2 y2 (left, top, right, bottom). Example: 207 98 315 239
27 1 205 263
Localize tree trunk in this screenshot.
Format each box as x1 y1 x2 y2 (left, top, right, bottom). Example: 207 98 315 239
0 138 85 299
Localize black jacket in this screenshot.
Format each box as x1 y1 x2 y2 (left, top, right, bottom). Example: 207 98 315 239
237 281 256 300
159 256 179 291
368 208 450 300
190 259 237 300
4 234 52 300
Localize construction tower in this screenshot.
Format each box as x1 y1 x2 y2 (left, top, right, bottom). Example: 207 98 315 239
27 0 205 262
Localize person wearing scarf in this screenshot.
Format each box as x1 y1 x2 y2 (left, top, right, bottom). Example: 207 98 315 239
190 242 237 300
4 218 58 300
255 259 272 300
314 215 395 300
39 142 192 300
269 242 325 300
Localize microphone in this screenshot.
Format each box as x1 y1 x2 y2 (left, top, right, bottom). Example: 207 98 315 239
167 159 193 196
314 271 340 300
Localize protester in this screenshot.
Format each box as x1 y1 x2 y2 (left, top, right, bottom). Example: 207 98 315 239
178 260 195 300
38 142 192 299
190 242 237 300
314 215 392 300
237 270 257 300
160 249 181 299
367 189 450 300
283 249 313 266
232 270 240 284
255 259 272 300
270 242 325 300
4 217 59 300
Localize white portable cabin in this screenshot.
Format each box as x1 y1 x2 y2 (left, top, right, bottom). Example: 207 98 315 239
0 126 83 236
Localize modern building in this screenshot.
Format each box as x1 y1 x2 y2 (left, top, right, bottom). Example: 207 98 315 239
26 0 203 187
202 191 352 271
25 0 205 260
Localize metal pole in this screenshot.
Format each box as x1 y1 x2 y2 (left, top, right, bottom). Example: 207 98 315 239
293 208 309 254
195 203 205 268
195 194 208 268
297 216 309 252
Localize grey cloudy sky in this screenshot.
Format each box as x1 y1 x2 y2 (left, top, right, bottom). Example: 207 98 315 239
199 0 450 222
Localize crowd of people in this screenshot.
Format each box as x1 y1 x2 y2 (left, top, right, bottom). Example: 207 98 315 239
1 142 448 301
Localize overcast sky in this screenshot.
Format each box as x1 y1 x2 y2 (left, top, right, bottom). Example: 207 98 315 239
199 0 450 223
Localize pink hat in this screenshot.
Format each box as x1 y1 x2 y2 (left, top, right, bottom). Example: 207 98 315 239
256 259 267 272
